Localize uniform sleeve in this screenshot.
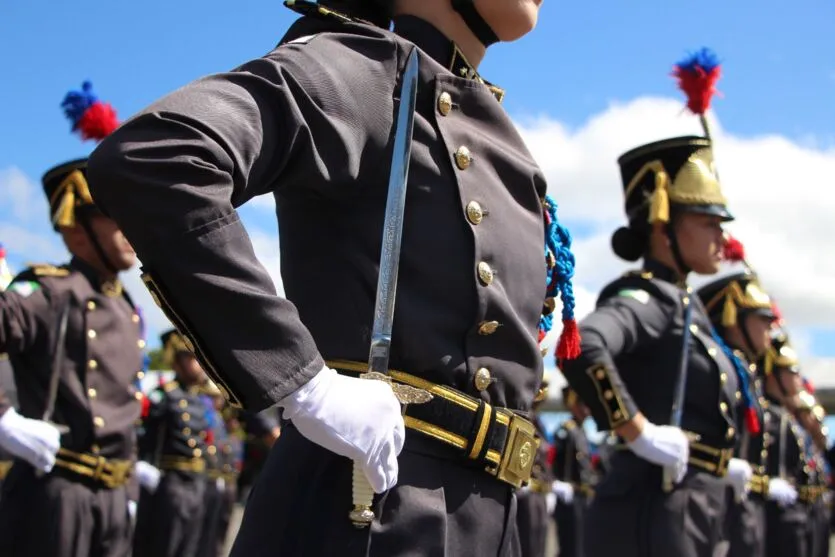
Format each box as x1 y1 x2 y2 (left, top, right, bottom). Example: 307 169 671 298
552 427 569 480
0 280 52 415
87 38 397 411
560 288 676 431
137 391 167 461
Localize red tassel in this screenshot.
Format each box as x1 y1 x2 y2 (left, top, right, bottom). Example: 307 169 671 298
77 102 119 142
591 454 601 470
140 395 150 419
206 429 215 445
722 235 746 262
556 319 581 360
546 445 557 467
745 407 760 435
673 66 721 115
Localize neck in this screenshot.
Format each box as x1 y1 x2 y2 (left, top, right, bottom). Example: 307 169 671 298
396 2 486 67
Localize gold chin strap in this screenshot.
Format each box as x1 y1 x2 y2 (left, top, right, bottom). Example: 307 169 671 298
163 332 192 368
50 170 94 227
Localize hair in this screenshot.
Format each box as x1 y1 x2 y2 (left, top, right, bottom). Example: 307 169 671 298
611 225 648 262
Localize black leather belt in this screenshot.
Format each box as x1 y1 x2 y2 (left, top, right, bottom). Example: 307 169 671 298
615 436 733 478
328 360 538 488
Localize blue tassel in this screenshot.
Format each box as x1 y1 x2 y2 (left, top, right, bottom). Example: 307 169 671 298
61 81 97 130
541 195 579 358
676 47 720 73
710 328 760 433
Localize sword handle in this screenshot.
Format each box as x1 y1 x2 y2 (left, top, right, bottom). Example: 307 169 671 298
349 462 376 528
662 467 673 493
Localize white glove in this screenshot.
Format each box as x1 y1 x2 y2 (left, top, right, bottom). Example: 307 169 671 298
627 422 689 484
0 408 61 473
767 478 798 507
552 480 575 504
135 460 162 493
727 458 753 501
127 500 137 522
215 477 226 492
279 366 405 493
546 492 557 514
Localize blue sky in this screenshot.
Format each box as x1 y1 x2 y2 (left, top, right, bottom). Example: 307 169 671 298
2 0 834 354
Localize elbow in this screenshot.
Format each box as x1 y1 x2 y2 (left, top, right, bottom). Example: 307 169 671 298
87 133 128 215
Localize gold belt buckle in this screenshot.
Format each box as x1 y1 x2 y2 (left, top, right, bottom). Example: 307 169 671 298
494 412 538 489
716 448 732 477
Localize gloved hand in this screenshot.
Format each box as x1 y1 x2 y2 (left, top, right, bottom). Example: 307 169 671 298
127 500 138 524
546 492 557 514
279 366 405 493
135 460 162 493
767 478 798 507
0 408 61 473
627 421 689 484
552 480 575 504
727 458 753 501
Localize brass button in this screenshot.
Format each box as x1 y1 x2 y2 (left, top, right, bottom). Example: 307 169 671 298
208 445 217 455
88 359 98 370
136 371 145 380
682 296 690 305
478 321 500 335
477 262 494 285
132 314 140 323
137 339 146 349
613 410 622 420
708 347 718 357
689 324 699 334
183 427 191 436
188 438 197 448
720 402 728 412
454 146 472 170
720 373 727 384
179 399 188 409
134 391 143 401
86 300 96 311
88 329 97 339
595 369 605 380
193 448 202 458
91 444 100 454
88 388 97 399
182 413 190 422
437 92 452 116
603 390 614 400
466 201 484 225
93 416 105 428
726 427 735 439
761 449 768 458
473 367 492 391
735 391 742 400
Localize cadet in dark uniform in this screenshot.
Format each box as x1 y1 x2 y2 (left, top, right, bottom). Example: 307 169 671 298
758 329 806 557
551 386 593 557
86 0 581 555
236 407 280 502
560 136 754 557
697 264 778 557
0 134 144 555
795 380 831 557
0 356 15 493
134 329 212 557
515 379 556 557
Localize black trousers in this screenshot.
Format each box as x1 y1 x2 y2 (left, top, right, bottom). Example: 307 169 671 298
516 490 548 557
807 499 831 557
133 471 207 557
554 496 587 557
765 501 809 557
724 488 766 557
583 453 727 557
230 424 521 557
0 462 132 557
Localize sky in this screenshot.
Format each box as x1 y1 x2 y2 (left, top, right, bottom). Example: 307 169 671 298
2 0 835 386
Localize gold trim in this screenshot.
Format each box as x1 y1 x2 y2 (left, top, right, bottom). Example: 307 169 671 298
403 416 467 449
159 455 206 473
468 403 492 459
50 170 95 227
585 364 630 428
0 460 13 479
54 449 132 488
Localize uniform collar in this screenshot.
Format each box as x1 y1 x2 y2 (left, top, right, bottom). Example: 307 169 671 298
70 257 123 297
392 15 505 103
642 258 686 287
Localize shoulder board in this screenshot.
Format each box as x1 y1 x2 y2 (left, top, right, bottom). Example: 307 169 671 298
616 289 651 305
622 270 654 280
163 380 179 393
27 263 71 277
285 0 369 26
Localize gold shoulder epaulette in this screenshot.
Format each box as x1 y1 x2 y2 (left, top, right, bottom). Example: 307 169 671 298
163 380 179 393
623 269 653 280
564 419 576 430
27 263 70 277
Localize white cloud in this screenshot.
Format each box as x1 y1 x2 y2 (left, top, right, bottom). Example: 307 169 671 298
0 166 43 222
515 96 835 333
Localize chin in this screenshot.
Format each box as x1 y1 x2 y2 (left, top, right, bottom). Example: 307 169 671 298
493 4 539 42
114 253 137 272
694 261 721 275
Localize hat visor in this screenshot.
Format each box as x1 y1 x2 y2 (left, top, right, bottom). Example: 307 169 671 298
677 203 735 222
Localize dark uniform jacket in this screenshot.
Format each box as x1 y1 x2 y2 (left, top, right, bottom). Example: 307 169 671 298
560 260 741 478
764 401 806 485
0 258 143 460
87 13 548 415
139 380 210 472
732 354 768 477
553 418 594 491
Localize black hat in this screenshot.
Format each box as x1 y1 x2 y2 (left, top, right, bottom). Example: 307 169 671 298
160 329 192 368
41 158 101 230
697 269 776 329
617 136 733 226
761 328 800 376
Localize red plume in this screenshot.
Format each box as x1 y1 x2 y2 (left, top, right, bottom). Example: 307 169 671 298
722 234 746 263
672 48 722 116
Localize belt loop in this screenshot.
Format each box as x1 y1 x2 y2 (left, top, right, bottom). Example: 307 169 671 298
468 401 493 460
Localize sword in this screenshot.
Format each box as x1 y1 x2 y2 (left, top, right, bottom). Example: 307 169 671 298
348 47 432 528
662 294 694 492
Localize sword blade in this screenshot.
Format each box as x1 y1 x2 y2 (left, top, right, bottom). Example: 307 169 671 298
367 47 420 376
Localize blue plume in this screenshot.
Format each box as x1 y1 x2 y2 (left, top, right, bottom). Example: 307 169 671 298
61 81 97 130
676 47 720 72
